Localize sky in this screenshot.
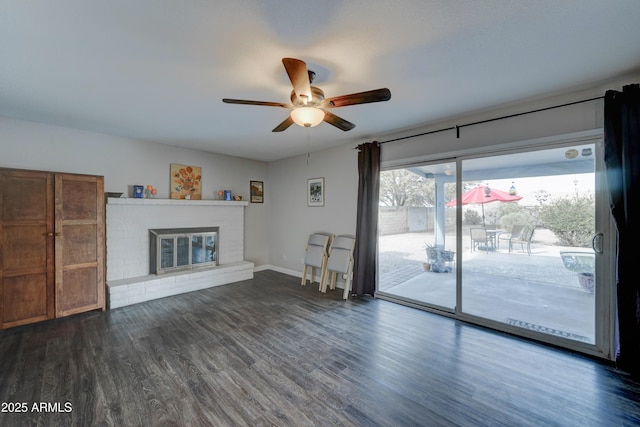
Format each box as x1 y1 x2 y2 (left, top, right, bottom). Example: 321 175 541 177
485 173 594 206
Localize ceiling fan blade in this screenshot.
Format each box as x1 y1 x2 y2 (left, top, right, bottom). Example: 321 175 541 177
321 88 391 108
272 116 294 132
323 111 355 131
222 98 292 108
282 58 312 102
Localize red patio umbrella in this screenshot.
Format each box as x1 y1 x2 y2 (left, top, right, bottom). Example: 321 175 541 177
446 185 522 227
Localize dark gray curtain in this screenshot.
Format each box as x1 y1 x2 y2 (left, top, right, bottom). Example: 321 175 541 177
352 141 380 297
604 83 640 379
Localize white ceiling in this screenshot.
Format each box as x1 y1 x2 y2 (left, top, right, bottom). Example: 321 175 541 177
1 1 639 162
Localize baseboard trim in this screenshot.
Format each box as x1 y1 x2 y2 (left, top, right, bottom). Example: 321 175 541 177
256 264 301 278
255 265 345 289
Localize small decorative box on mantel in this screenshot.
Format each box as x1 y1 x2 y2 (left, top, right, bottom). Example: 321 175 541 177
133 185 144 198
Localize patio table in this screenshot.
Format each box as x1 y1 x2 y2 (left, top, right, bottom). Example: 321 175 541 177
486 229 504 249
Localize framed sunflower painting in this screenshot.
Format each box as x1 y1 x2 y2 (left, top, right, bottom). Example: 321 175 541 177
170 164 202 200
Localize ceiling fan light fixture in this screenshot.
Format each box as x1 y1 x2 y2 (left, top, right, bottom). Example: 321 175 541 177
223 58 389 132
291 107 325 128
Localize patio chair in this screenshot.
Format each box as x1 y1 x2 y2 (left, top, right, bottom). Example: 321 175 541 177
470 227 490 253
497 225 525 250
509 227 535 255
320 234 356 299
301 232 333 289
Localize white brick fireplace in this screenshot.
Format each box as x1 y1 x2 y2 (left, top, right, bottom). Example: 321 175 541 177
105 198 253 308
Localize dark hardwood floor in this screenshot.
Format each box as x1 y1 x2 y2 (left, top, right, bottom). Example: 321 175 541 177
1 270 639 426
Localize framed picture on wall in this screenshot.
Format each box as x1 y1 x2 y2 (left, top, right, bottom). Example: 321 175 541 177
170 164 202 200
250 180 264 203
307 177 324 207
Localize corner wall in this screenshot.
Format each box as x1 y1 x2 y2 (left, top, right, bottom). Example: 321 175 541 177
266 143 359 279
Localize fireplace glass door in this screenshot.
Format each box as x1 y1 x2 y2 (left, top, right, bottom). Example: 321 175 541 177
177 236 190 267
150 227 218 274
191 235 217 265
161 238 175 269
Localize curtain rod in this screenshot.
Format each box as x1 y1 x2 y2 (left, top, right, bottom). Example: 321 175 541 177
375 95 604 145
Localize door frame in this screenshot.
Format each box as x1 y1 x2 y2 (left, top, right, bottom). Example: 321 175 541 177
376 130 616 360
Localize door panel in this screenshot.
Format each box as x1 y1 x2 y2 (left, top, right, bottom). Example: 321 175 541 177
3 225 48 269
0 170 55 328
59 268 98 313
61 179 98 220
55 174 105 317
2 274 50 325
62 224 98 265
460 145 597 344
2 174 49 221
377 162 457 311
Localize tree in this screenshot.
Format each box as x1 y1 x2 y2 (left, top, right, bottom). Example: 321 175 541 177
538 193 595 247
379 169 432 206
534 190 551 206
379 169 465 207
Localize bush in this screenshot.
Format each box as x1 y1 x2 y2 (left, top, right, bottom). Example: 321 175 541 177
464 210 482 225
490 202 534 230
498 211 534 231
538 193 595 247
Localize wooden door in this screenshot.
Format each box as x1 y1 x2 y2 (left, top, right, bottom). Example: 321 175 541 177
55 174 105 317
0 170 55 328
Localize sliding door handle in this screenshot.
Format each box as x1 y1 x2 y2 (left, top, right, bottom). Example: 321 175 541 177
592 233 603 254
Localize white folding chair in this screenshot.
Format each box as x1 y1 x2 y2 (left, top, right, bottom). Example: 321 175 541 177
301 233 332 289
320 234 356 300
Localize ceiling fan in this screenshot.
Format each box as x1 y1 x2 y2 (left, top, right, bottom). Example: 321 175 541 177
222 58 391 132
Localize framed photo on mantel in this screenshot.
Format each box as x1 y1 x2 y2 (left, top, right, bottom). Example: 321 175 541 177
250 180 264 203
307 177 324 207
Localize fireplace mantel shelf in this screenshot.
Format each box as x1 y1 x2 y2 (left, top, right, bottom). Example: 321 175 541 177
106 197 249 206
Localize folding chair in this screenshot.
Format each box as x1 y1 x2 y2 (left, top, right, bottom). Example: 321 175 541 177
320 234 356 300
301 233 332 289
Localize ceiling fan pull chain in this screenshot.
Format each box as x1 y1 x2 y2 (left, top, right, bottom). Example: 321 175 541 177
307 128 313 166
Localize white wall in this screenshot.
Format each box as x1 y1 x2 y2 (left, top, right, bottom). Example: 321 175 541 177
381 75 639 165
0 117 270 266
381 90 600 166
267 143 359 277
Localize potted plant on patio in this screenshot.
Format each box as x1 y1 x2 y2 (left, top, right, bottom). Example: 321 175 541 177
425 243 454 273
559 251 595 293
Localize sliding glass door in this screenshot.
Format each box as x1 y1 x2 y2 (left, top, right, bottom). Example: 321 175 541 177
459 144 600 344
377 137 613 357
377 161 456 311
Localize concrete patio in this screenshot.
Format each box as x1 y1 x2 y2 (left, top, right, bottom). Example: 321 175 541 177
378 230 596 343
